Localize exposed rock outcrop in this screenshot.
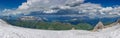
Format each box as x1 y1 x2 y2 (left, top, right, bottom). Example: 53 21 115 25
93 21 104 32
93 19 120 32
116 19 120 24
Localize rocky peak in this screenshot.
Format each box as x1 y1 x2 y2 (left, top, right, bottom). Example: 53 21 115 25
93 21 104 32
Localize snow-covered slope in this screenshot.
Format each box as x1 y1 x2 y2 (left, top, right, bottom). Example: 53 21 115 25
0 19 120 38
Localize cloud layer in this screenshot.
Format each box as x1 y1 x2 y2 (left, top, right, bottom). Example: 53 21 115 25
1 0 120 18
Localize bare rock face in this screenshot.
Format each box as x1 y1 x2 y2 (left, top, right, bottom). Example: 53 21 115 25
93 21 104 32
117 19 120 24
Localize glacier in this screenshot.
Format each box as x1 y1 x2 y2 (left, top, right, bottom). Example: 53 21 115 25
0 19 120 38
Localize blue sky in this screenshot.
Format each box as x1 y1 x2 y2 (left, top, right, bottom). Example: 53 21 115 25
85 0 120 7
0 0 120 11
0 0 26 10
0 0 120 18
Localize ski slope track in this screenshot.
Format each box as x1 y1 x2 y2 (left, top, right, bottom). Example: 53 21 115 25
0 19 120 38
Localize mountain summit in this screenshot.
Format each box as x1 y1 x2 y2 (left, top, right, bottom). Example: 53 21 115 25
93 21 104 31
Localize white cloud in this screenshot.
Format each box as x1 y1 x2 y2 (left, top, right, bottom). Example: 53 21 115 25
65 0 84 4
18 0 67 10
2 0 84 15
1 0 120 18
76 3 102 13
44 10 58 13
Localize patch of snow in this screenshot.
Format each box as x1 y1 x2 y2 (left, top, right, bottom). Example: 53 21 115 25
0 19 120 38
